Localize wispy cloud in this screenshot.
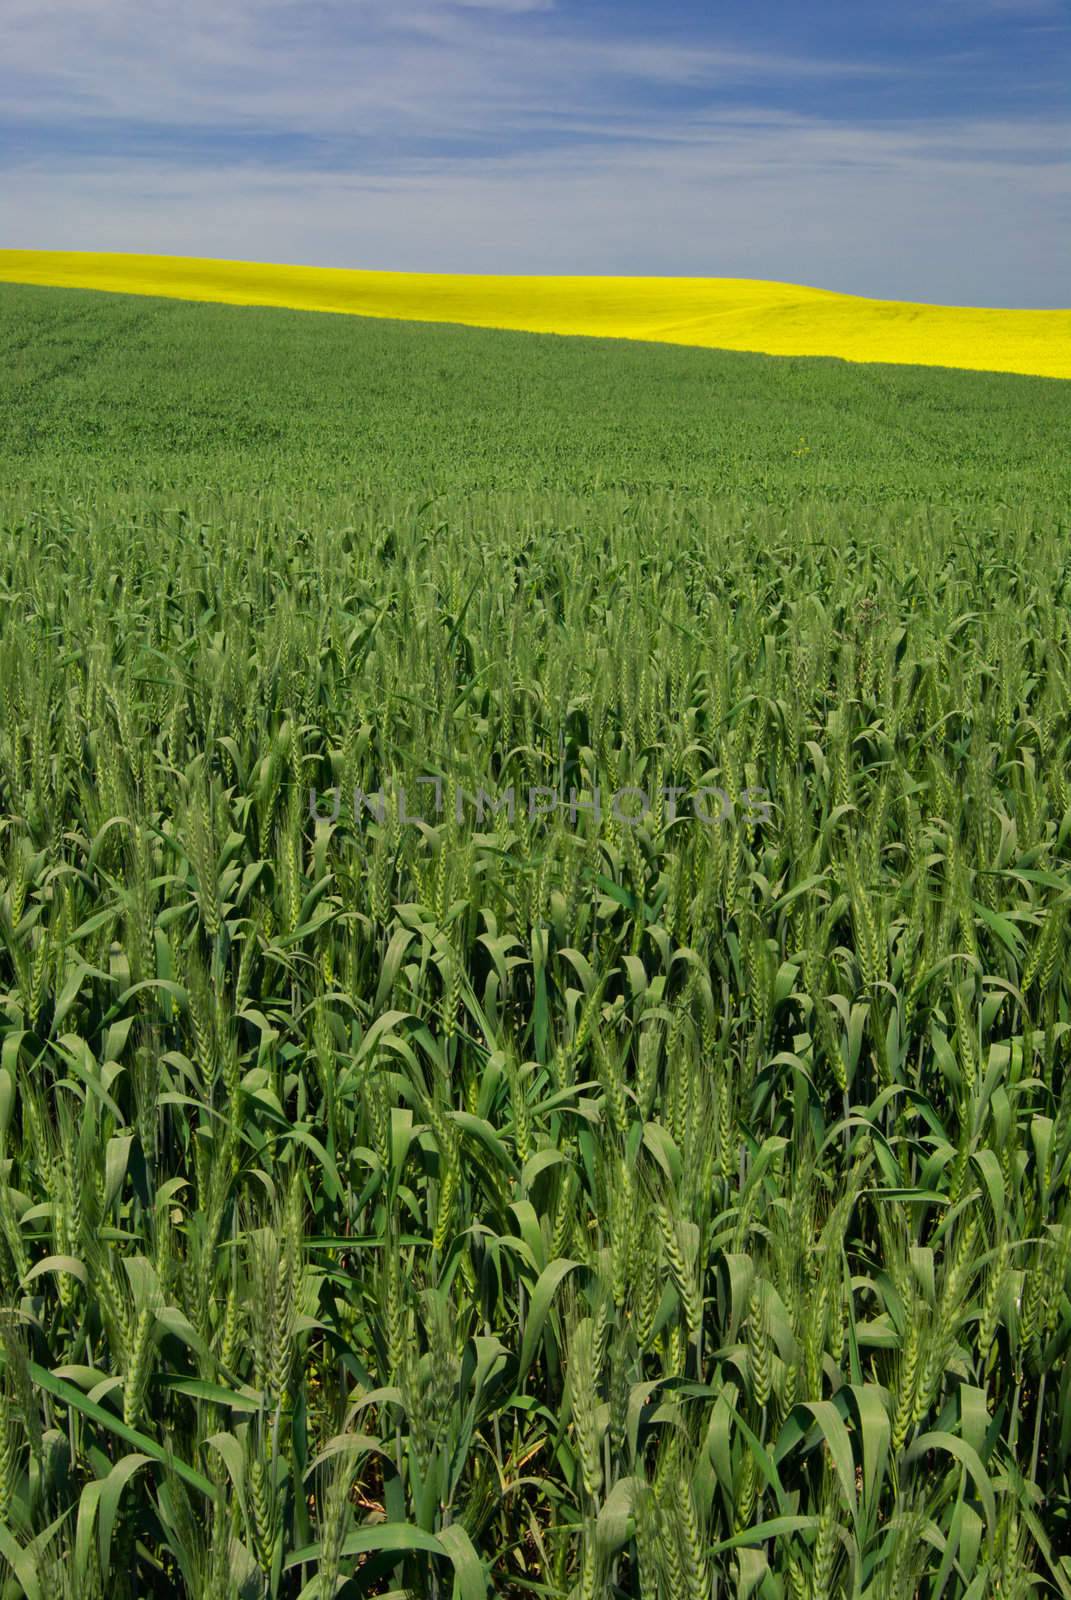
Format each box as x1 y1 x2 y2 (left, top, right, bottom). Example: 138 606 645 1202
0 0 884 136
1 0 1067 303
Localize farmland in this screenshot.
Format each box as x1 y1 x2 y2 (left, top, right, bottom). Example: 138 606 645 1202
1 281 1071 1598
3 284 1070 506
3 252 1071 381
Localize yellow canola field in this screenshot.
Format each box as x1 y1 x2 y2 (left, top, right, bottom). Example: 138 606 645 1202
2 250 1069 380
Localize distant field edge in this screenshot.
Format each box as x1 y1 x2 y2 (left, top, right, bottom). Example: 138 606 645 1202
3 249 1070 381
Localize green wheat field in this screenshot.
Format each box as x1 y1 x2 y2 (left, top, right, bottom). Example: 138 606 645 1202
2 282 1071 1598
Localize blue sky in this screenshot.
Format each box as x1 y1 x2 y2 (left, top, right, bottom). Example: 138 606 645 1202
1 0 1068 304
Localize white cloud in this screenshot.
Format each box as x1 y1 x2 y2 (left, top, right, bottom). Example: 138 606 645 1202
0 0 883 134
1 0 1067 304
2 113 1067 306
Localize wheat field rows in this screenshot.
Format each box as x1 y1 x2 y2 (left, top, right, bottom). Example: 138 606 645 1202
0 484 1070 1597
3 278 1071 1598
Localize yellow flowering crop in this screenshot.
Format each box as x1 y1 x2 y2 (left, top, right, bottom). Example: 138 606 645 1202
2 250 1068 380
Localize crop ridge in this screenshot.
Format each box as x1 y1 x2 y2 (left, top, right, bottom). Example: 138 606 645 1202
3 248 1069 379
